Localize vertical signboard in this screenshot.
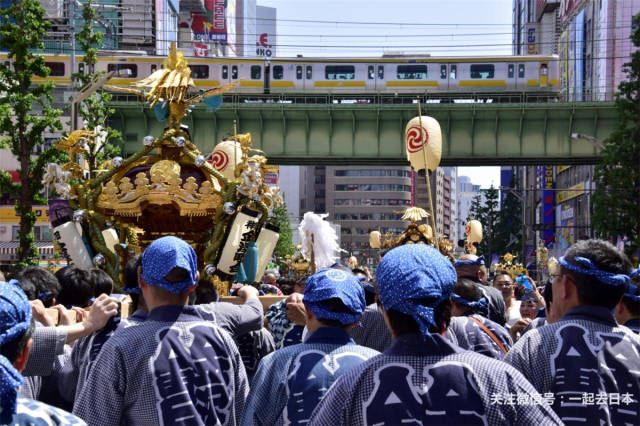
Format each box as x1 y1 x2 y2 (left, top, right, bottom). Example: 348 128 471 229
574 9 584 102
559 30 569 101
525 23 539 55
542 166 555 248
212 0 227 42
256 6 276 58
225 0 237 53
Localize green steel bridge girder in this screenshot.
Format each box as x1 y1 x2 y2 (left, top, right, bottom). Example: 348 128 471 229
108 101 618 166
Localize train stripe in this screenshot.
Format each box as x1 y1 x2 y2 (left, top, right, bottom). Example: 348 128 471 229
240 80 264 87
386 81 439 87
271 81 295 88
527 79 539 86
314 81 366 88
458 80 507 87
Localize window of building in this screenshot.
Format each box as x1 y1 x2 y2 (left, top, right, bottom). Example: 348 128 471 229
325 65 355 80
397 65 428 80
335 170 359 177
188 65 209 79
11 226 19 241
251 65 261 79
470 64 494 79
40 226 53 241
273 65 284 80
107 63 137 77
45 62 65 76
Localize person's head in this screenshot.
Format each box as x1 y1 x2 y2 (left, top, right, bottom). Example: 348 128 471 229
293 276 306 294
259 283 282 295
55 266 94 308
195 277 219 304
541 283 559 323
454 254 488 285
0 280 35 424
519 294 541 320
90 269 114 298
376 244 457 338
493 271 514 302
13 267 60 308
139 236 199 310
614 268 640 325
276 277 296 295
552 239 632 319
262 272 277 285
123 255 145 311
352 267 376 305
303 268 366 333
450 278 488 318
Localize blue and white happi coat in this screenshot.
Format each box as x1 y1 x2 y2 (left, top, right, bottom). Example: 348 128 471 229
9 398 86 426
447 314 513 359
241 327 379 426
309 333 563 426
265 299 304 349
73 305 249 426
59 310 148 403
505 306 640 425
624 318 640 334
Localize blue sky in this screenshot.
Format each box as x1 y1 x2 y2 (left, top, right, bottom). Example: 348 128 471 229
258 0 509 187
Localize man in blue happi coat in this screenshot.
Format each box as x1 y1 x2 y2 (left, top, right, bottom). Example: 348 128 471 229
614 267 640 334
448 278 513 359
310 244 562 426
505 239 640 425
74 236 248 425
241 267 379 426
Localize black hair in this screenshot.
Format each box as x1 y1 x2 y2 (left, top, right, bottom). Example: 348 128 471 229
14 267 60 307
0 318 35 364
124 255 142 311
55 266 94 308
493 271 512 284
90 269 114 298
542 281 553 305
314 297 355 328
276 277 296 295
452 278 485 316
561 239 633 310
385 297 451 336
13 275 37 302
165 267 190 284
621 285 640 316
195 277 219 304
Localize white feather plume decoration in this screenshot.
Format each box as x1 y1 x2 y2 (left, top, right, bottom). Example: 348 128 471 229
298 212 343 271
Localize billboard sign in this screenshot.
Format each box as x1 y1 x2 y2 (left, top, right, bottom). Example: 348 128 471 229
189 0 226 43
256 33 273 58
542 166 555 248
525 23 539 55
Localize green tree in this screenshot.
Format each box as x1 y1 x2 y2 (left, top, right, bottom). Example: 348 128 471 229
592 12 640 259
477 186 500 258
496 176 523 259
0 0 63 267
272 200 295 266
73 0 122 178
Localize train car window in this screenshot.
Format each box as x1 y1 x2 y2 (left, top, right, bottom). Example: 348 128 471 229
368 65 374 80
450 65 457 79
79 63 85 74
440 65 447 79
508 64 514 78
107 63 137 78
189 65 209 79
273 65 284 79
397 65 427 80
222 65 228 79
296 65 302 80
231 65 238 79
518 64 525 78
251 65 261 79
151 64 157 73
3 61 9 68
378 65 384 79
325 65 355 80
470 64 494 79
45 62 65 77
541 64 548 75
306 65 312 79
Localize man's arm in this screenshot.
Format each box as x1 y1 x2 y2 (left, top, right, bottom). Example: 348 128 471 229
210 286 264 338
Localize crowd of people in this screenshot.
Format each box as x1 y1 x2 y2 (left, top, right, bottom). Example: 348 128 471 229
0 235 639 425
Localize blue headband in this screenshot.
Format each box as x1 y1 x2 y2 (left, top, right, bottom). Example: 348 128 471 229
454 255 485 267
0 280 33 424
630 268 640 279
37 291 53 303
559 256 629 287
304 269 366 326
141 236 198 294
451 294 488 314
121 286 141 295
623 284 640 303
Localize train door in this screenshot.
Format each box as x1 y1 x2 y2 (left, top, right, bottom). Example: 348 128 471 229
539 63 548 87
440 64 448 90
366 64 376 92
377 64 384 92
449 64 458 92
507 63 516 91
305 64 313 93
264 61 271 94
518 62 526 90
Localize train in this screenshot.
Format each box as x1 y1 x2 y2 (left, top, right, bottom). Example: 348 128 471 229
2 53 560 96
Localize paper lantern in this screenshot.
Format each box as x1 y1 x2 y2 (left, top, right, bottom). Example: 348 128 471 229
210 140 243 181
101 227 119 253
369 231 381 249
404 116 442 171
255 223 279 283
216 207 261 276
465 220 483 244
51 210 94 270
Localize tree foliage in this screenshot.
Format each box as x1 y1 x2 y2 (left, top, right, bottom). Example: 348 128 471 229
272 200 295 265
73 0 122 178
592 12 640 259
476 186 500 258
0 0 63 267
496 176 523 259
